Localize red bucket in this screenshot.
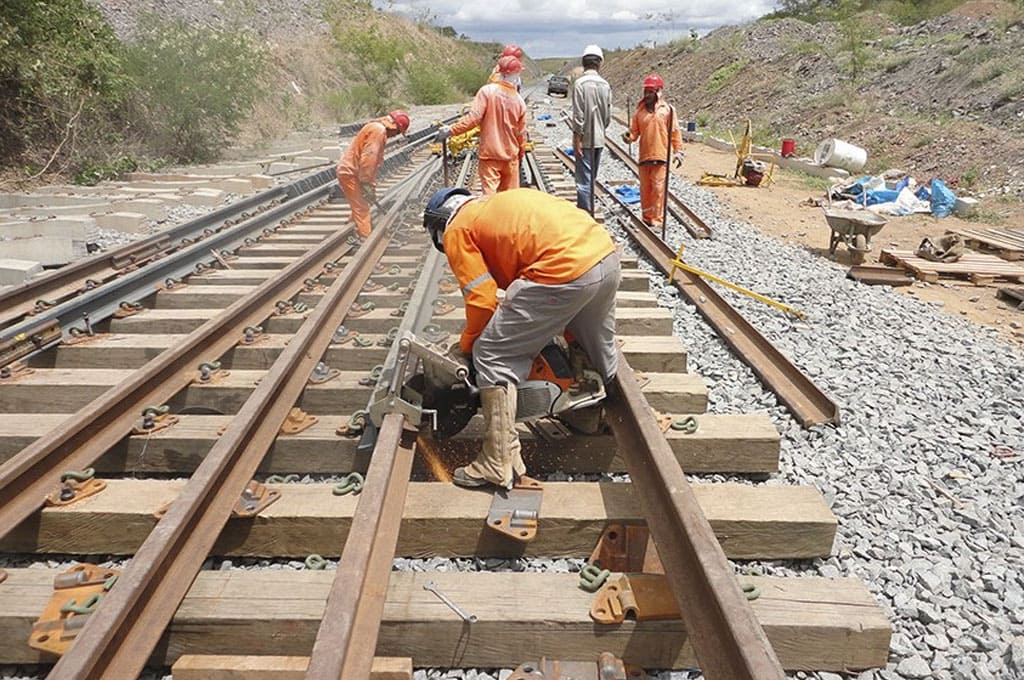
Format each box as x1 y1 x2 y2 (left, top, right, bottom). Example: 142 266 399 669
781 138 796 157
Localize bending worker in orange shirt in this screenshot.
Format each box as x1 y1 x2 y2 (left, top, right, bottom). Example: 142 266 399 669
422 188 620 488
621 74 683 228
437 56 527 195
336 110 410 238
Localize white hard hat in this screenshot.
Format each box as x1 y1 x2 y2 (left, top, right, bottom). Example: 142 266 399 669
582 44 603 60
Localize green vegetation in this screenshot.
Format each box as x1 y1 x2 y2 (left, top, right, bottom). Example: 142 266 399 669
706 59 749 94
0 0 128 177
124 16 266 163
769 0 964 25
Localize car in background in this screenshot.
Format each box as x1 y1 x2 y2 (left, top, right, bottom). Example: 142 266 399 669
547 75 570 97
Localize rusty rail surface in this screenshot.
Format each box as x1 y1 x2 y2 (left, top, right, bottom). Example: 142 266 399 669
553 147 839 427
307 153 470 678
604 353 785 678
603 137 713 239
49 157 440 679
0 189 284 332
0 197 345 543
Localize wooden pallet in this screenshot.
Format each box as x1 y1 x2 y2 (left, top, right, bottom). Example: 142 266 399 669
879 249 1024 285
846 265 915 287
948 227 1024 261
997 285 1024 310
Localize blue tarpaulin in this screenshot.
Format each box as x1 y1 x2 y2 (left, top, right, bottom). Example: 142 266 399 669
614 185 641 204
930 179 956 218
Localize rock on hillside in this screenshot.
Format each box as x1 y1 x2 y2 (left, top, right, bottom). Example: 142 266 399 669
601 2 1024 199
88 0 332 39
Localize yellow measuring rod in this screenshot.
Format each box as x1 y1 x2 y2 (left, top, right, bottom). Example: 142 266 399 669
668 244 806 319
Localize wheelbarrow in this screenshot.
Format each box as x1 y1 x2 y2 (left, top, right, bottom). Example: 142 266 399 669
823 208 887 264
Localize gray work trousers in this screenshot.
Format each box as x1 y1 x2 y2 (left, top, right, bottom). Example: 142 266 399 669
574 147 602 213
473 251 620 388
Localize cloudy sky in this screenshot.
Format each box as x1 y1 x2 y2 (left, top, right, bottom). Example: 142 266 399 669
375 0 780 57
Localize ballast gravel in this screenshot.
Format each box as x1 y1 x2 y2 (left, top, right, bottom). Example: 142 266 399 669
524 98 1024 680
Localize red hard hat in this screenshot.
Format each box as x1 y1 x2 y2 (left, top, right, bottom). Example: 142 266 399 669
643 73 664 90
388 110 410 133
497 55 523 75
501 44 523 58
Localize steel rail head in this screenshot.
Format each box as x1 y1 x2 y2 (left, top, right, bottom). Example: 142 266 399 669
604 353 785 679
0 215 355 544
306 412 417 680
306 154 465 677
551 146 838 427
0 188 285 325
47 156 436 680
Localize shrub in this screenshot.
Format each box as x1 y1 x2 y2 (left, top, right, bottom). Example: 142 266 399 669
446 62 486 97
0 0 127 175
406 63 452 104
123 16 266 162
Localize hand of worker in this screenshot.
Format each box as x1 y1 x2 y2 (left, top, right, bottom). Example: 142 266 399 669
621 131 632 144
446 342 471 368
673 150 685 165
435 125 452 142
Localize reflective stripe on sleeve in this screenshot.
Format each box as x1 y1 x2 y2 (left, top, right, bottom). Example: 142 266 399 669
462 271 494 294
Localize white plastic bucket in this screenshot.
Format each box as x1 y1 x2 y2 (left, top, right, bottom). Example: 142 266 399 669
814 138 867 173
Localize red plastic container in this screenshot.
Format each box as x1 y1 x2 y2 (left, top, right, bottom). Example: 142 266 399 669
781 138 796 157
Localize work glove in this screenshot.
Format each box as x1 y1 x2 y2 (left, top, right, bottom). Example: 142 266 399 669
435 125 452 143
447 342 470 366
621 131 633 144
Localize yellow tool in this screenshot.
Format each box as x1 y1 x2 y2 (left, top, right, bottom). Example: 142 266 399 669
667 243 805 319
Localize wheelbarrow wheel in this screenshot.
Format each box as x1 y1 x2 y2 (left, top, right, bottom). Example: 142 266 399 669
850 234 867 264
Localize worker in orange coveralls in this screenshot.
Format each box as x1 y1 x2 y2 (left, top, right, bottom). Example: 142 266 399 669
436 56 527 195
488 44 524 84
335 110 410 238
621 74 683 228
422 187 620 489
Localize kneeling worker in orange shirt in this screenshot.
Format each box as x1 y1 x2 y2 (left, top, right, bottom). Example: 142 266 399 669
336 110 410 238
422 188 621 488
436 56 527 195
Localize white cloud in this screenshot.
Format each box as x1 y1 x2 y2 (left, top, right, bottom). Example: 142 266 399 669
377 0 779 56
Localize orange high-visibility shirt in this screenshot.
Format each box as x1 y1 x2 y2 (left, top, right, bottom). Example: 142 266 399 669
628 96 683 163
336 117 392 184
443 189 617 353
450 82 526 161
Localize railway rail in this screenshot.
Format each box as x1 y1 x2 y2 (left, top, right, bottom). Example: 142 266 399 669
0 115 888 679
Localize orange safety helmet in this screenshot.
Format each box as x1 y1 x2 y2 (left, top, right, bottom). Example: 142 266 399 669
497 55 523 75
501 44 524 58
388 110 410 133
642 73 664 90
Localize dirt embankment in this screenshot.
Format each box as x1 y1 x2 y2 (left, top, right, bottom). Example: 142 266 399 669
600 1 1024 203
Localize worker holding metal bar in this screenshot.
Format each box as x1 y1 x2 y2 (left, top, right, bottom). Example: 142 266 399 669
422 187 621 489
621 74 683 229
335 110 410 239
436 56 527 195
571 44 612 214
